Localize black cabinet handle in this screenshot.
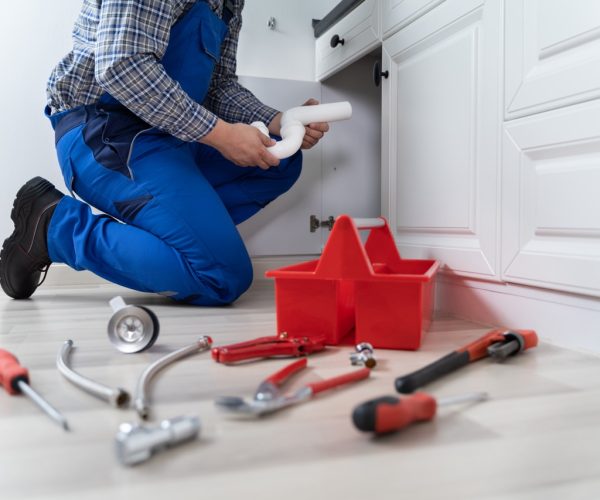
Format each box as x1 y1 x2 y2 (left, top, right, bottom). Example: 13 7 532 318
373 60 389 87
330 34 345 48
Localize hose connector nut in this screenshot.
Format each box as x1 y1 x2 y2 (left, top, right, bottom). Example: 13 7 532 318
350 342 376 369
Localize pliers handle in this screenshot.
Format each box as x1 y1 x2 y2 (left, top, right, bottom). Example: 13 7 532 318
212 333 326 364
263 358 371 394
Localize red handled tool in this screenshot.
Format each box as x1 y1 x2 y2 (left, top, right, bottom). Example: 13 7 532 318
395 329 538 393
216 358 371 416
211 332 326 364
352 392 487 434
0 349 69 431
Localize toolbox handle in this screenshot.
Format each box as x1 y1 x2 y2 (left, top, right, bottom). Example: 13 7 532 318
351 218 385 229
315 215 403 279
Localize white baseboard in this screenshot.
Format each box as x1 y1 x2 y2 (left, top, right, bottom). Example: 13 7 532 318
44 261 600 355
436 274 600 355
43 256 317 288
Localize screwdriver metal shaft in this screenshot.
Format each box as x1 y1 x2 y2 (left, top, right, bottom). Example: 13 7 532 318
437 392 488 407
352 391 488 434
17 381 70 431
0 349 70 431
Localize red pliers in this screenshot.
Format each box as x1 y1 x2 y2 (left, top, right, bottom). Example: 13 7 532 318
212 332 326 364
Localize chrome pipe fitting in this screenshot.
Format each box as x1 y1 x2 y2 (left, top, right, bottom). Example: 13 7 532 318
134 336 213 420
115 415 200 466
57 339 130 408
350 342 377 369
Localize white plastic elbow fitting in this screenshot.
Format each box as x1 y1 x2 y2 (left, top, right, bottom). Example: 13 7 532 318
251 101 352 159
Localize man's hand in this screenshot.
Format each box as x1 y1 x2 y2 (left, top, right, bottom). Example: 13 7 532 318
300 98 330 150
201 120 280 170
268 98 330 150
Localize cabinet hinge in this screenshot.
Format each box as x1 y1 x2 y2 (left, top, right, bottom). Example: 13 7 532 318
310 215 335 232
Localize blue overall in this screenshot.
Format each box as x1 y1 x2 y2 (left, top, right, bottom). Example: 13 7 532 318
46 1 302 305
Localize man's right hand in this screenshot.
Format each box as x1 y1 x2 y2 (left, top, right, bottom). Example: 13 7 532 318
200 120 280 170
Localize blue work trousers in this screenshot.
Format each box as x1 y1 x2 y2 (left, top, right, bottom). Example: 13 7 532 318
47 123 302 305
46 1 302 306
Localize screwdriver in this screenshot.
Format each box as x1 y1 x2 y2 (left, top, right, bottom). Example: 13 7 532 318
352 392 487 434
0 349 70 431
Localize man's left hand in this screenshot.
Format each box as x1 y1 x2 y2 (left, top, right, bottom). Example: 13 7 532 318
300 98 330 150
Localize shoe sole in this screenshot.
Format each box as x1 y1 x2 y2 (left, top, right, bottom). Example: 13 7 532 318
0 177 57 299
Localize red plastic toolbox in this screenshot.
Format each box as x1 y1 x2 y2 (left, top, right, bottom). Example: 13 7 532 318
265 215 439 350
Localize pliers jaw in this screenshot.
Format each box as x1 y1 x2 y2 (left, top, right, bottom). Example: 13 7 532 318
211 333 326 364
215 358 370 417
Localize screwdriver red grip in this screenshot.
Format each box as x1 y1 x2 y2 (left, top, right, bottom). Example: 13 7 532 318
0 349 29 395
352 392 437 434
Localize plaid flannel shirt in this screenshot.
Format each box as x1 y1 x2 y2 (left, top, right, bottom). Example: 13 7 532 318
47 0 279 142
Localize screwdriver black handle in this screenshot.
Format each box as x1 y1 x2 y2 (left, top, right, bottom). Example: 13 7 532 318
352 393 437 434
394 351 470 393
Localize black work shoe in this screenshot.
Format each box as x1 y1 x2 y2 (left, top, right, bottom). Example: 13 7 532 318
0 177 64 299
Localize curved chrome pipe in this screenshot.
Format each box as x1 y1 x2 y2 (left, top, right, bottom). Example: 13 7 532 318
134 336 213 420
57 340 130 408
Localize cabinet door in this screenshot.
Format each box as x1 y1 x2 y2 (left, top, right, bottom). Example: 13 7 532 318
502 101 600 297
505 0 600 120
381 0 502 278
381 0 445 39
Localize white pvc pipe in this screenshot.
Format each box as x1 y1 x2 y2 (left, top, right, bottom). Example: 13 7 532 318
251 101 352 159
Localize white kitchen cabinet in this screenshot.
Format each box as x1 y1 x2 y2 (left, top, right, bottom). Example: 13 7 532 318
505 0 600 120
381 0 445 39
381 0 503 278
238 69 381 256
502 100 600 297
315 0 380 81
314 0 600 349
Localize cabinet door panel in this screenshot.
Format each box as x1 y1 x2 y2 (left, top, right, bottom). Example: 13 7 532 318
502 101 600 297
505 0 600 119
382 0 502 278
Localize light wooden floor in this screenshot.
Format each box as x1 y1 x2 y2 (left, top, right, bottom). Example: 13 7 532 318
1 280 599 500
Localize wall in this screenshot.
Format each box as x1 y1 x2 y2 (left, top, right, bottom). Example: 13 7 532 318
0 0 338 251
238 0 338 81
0 1 82 247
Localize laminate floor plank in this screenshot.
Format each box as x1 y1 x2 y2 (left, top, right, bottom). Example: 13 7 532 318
0 282 598 499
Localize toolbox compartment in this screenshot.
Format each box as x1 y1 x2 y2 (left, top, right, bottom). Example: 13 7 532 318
266 215 439 350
